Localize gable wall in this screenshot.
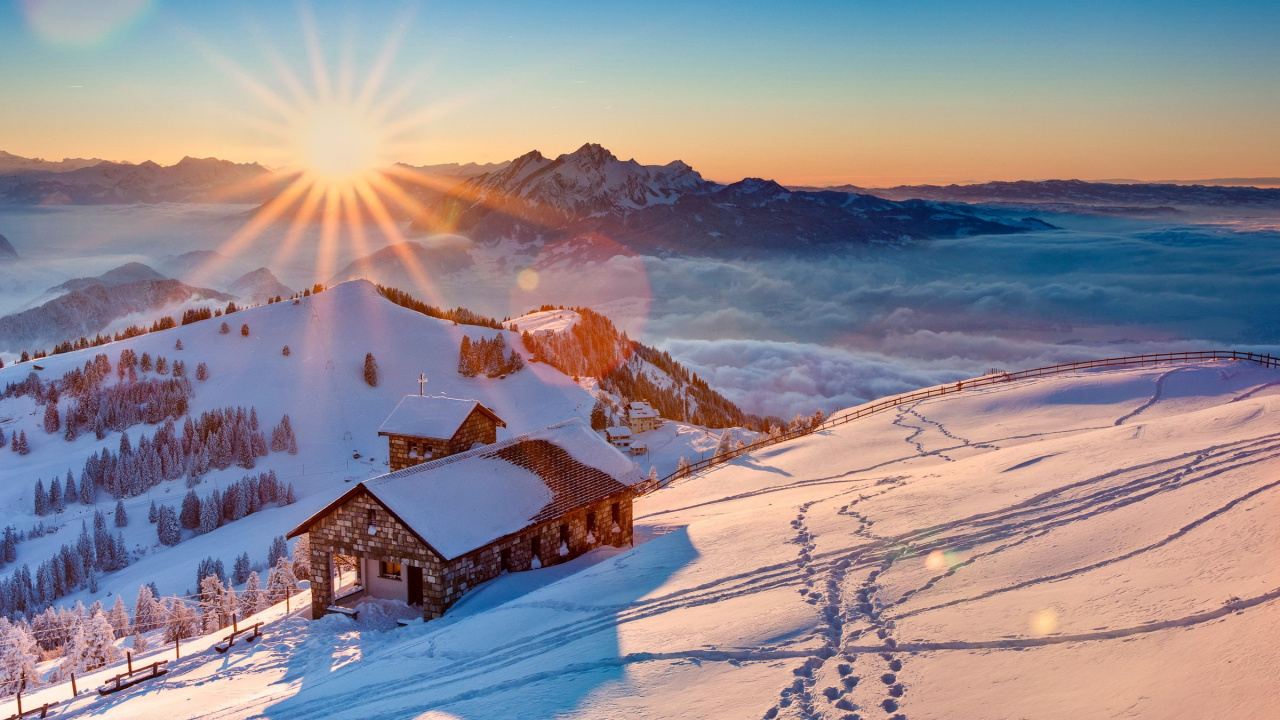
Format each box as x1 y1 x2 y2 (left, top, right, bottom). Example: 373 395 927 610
448 409 500 455
305 488 448 618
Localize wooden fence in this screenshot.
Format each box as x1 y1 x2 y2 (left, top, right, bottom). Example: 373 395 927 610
641 350 1279 494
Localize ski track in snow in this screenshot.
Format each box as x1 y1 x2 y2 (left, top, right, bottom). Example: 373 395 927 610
1114 367 1188 426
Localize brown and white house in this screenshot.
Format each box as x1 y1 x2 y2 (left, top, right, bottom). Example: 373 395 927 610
288 418 642 621
378 395 507 472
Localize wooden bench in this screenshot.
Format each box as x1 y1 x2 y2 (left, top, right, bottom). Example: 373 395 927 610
97 660 169 696
326 605 359 620
214 622 263 653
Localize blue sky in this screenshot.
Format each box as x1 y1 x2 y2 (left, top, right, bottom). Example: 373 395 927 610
1 0 1276 184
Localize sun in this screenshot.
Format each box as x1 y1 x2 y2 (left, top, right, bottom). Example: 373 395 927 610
193 9 478 302
296 104 383 187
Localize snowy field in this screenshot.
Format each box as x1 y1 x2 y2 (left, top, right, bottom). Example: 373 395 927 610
12 357 1279 719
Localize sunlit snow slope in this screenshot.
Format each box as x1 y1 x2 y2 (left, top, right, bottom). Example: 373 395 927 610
28 359 1280 719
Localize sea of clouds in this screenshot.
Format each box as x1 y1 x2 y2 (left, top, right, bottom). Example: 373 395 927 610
2 206 1277 419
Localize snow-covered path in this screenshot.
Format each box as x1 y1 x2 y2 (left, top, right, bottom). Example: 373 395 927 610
35 359 1280 719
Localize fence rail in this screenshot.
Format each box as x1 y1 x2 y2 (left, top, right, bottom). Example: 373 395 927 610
641 350 1279 494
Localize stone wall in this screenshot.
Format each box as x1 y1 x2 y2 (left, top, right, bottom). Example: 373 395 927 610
383 408 500 472
448 409 500 454
304 487 635 621
304 488 450 619
385 434 452 472
439 491 636 608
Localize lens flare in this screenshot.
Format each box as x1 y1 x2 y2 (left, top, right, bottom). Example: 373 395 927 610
925 550 946 571
1030 608 1059 636
517 268 540 291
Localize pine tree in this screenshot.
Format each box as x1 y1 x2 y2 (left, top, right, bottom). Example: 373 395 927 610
363 353 379 387
196 362 209 381
49 475 63 513
108 594 131 638
240 324 250 337
13 430 29 456
148 500 158 524
232 552 251 585
219 322 230 334
163 598 199 642
0 618 39 696
175 339 183 350
240 571 266 617
291 533 311 580
33 479 48 516
131 629 150 653
155 356 168 375
79 468 93 504
715 430 734 458
43 402 60 434
458 336 475 377
199 575 231 633
282 345 291 356
590 400 608 430
64 471 77 508
266 536 289 569
677 456 691 476
114 500 128 527
265 556 298 605
62 610 122 674
134 584 162 633
180 490 201 530
198 496 220 535
156 505 181 547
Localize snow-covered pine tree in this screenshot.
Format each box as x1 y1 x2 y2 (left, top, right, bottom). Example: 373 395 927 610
590 400 608 430
49 476 63 514
199 575 231 633
219 322 229 334
163 599 199 642
198 496 220 534
108 594 131 638
363 352 379 387
240 324 249 337
232 552 250 585
131 629 150 653
240 571 266 617
180 490 200 530
155 356 168 375
677 456 691 476
156 505 181 546
134 584 162 633
0 618 38 696
43 402 60 434
64 471 76 508
266 536 288 569
33 479 48 516
715 430 734 457
140 352 152 372
148 500 157 524
62 610 121 674
291 533 311 580
196 362 208 381
114 500 127 527
13 431 29 456
265 556 298 605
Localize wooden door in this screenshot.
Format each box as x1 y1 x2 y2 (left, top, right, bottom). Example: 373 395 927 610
407 565 423 605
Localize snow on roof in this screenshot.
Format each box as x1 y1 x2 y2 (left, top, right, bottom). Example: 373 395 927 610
606 426 632 438
356 419 642 560
628 401 659 419
377 395 505 439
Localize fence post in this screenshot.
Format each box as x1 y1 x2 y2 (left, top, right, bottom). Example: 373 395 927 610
127 650 133 674
175 635 180 660
70 671 77 697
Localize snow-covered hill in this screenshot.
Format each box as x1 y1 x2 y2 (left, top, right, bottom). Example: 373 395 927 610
17 356 1280 719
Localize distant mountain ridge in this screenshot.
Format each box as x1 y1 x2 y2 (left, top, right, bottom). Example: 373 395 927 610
797 179 1280 208
0 156 276 205
416 143 1046 256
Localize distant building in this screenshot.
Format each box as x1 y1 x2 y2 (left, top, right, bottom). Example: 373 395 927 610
626 401 661 433
629 441 647 457
290 419 642 621
605 425 632 450
378 395 507 472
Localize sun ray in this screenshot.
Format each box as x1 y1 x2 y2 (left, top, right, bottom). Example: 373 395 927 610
353 12 413 115
271 180 328 271
213 174 312 262
300 3 334 105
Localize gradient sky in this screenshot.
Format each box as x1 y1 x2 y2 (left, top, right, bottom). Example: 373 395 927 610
1 0 1277 186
